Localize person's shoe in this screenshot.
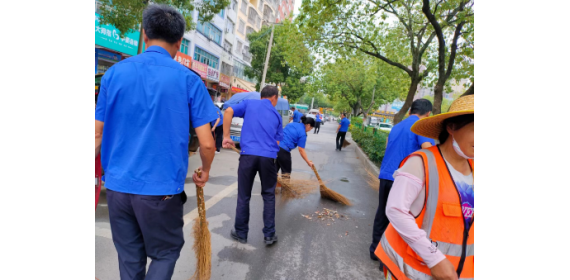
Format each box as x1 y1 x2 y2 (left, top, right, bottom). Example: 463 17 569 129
231 230 247 244
264 234 278 245
215 151 220 154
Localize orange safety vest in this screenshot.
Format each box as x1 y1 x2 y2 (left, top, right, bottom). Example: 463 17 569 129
375 146 474 280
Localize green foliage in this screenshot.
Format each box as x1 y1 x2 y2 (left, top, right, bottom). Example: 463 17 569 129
423 92 462 113
350 117 363 126
244 20 313 103
350 126 389 166
98 0 229 43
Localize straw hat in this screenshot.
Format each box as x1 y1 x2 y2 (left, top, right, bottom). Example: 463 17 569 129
411 95 474 139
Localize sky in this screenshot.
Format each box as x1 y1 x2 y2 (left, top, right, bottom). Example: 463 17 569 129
292 0 303 19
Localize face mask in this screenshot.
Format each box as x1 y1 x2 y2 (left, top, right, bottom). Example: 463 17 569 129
452 136 473 160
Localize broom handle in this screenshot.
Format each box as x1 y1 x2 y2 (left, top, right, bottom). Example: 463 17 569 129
195 169 206 224
311 165 323 184
230 146 241 154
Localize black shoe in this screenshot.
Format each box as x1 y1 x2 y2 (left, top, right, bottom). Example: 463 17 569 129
231 230 247 244
264 234 278 245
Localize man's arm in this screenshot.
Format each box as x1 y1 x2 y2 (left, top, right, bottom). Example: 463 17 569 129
193 123 216 187
222 107 235 148
212 118 220 131
95 120 104 158
337 124 341 133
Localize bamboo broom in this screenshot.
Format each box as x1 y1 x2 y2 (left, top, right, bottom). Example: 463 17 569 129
311 165 351 206
342 139 351 148
191 168 211 280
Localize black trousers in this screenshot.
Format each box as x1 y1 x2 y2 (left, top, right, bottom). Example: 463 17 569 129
314 122 321 134
370 179 394 259
276 147 292 175
336 131 347 150
213 125 223 152
235 155 278 239
107 189 185 280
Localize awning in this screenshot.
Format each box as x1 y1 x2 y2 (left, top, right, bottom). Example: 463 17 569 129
231 86 248 93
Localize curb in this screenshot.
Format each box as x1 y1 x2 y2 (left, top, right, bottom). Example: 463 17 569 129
346 133 380 176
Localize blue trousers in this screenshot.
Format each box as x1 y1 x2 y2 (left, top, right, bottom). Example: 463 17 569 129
234 155 277 239
107 189 185 280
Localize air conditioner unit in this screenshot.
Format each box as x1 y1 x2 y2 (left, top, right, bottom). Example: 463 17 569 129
226 27 231 33
208 34 214 40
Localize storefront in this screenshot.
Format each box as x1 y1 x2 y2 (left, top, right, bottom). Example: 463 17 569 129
95 13 142 74
218 73 231 101
207 66 220 92
191 60 208 85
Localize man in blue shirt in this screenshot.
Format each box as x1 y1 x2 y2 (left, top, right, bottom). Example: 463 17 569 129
313 113 322 134
290 106 303 123
222 86 283 245
369 99 435 265
94 5 217 279
336 113 351 151
210 95 224 154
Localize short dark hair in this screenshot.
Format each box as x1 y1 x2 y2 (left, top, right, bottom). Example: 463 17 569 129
438 114 474 144
290 106 296 110
300 116 316 127
410 99 433 116
142 5 185 44
261 85 279 98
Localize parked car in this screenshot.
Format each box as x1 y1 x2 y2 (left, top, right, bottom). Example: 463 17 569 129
378 123 393 132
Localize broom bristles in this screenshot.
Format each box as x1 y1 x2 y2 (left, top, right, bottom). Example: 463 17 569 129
319 185 352 206
342 139 351 148
191 217 211 280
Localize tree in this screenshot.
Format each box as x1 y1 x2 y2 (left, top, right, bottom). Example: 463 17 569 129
244 20 313 103
98 0 229 54
316 55 406 123
421 0 474 114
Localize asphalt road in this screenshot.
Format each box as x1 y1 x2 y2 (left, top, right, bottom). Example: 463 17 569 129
95 121 384 280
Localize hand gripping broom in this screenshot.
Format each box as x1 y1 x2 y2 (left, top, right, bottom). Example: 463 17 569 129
191 168 211 280
311 165 351 206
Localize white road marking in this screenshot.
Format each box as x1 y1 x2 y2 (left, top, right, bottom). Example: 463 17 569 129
183 181 238 226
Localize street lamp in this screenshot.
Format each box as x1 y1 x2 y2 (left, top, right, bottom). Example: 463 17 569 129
260 21 283 91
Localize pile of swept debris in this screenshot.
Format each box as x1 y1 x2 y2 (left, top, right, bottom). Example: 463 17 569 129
301 208 349 225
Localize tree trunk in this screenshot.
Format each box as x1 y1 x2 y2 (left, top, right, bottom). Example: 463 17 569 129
461 83 474 96
393 78 420 124
432 82 444 115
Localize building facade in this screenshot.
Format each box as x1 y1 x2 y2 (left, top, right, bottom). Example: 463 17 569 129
276 0 295 23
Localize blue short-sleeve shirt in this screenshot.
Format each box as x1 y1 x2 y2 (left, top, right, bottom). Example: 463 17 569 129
210 106 224 127
316 114 322 123
279 122 307 152
339 118 351 132
378 115 436 180
231 99 283 158
292 110 303 122
95 46 218 195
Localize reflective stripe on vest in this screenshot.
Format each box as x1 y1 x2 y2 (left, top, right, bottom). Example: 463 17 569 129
380 234 432 280
421 149 439 237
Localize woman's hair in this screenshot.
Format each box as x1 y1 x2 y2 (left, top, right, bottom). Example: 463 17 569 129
438 114 474 143
300 116 316 127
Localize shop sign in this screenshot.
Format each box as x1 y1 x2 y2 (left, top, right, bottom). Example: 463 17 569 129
231 86 248 93
174 52 192 68
219 73 231 88
207 67 220 82
192 60 208 79
391 100 404 111
96 49 121 62
95 13 141 56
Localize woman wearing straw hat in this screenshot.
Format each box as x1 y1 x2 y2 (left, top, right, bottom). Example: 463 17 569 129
374 94 474 280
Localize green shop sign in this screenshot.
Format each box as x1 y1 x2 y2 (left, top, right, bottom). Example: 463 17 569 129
95 13 141 56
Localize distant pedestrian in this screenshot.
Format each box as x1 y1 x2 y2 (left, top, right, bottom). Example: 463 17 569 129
210 103 224 154
277 116 316 178
223 86 283 245
290 106 303 123
375 94 474 280
314 113 322 134
95 5 217 279
335 113 350 151
369 99 435 267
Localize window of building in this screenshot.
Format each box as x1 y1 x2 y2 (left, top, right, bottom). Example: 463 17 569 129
233 60 257 83
194 47 220 69
180 38 190 54
226 19 235 34
196 21 222 45
221 62 233 76
246 26 255 36
238 20 245 34
232 0 238 11
223 40 233 53
219 9 225 18
241 0 248 14
236 41 243 53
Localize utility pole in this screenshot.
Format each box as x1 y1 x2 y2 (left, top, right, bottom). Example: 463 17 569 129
310 97 314 110
260 24 275 91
